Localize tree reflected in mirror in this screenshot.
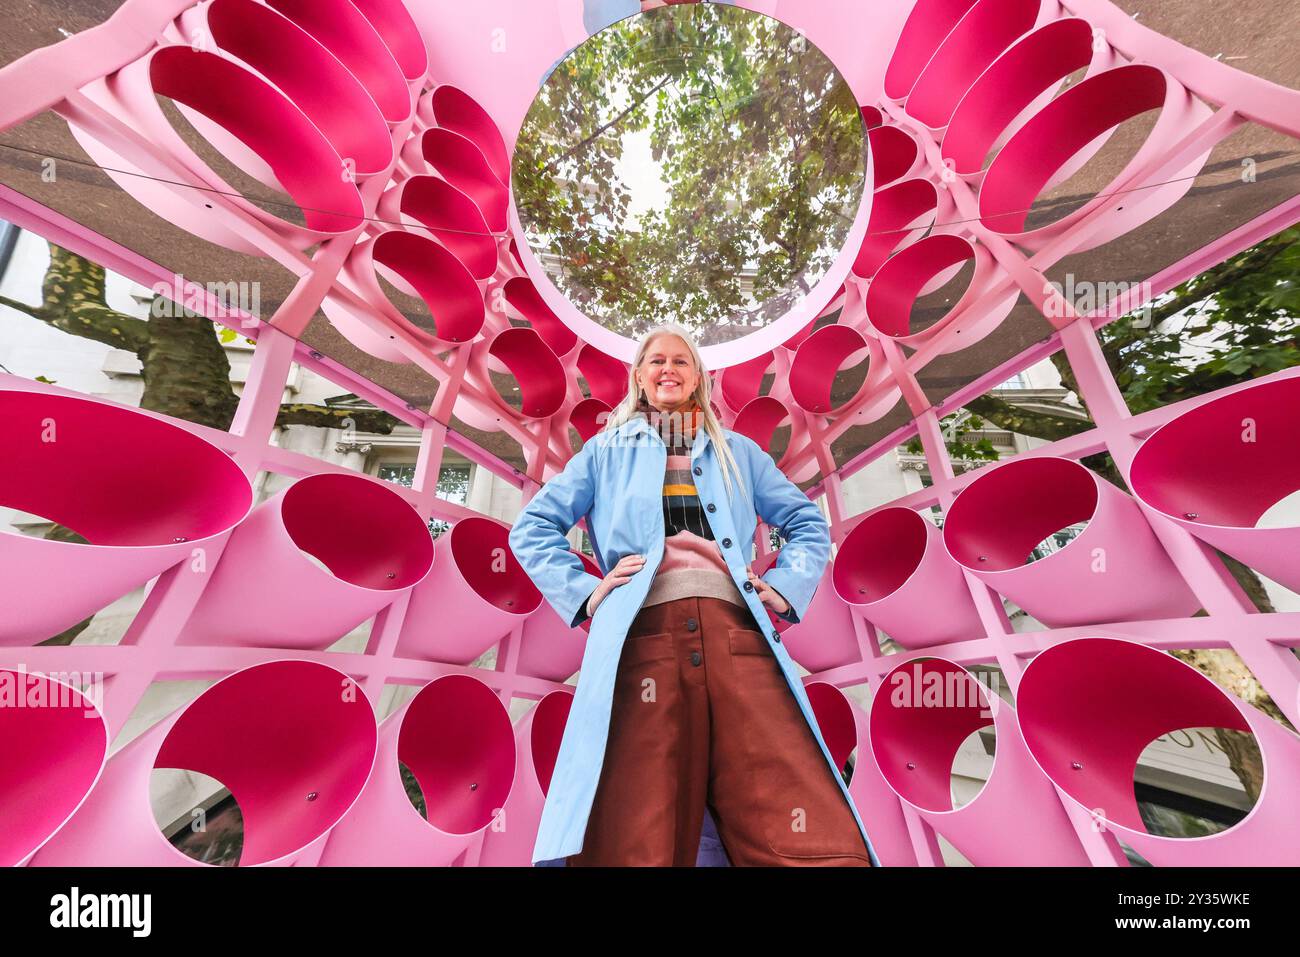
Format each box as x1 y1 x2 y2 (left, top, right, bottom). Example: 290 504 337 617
514 3 867 345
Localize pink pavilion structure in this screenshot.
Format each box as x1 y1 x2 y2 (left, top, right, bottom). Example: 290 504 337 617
0 0 1298 867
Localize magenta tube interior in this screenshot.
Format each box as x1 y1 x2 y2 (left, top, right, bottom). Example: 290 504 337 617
852 178 938 279
265 0 411 122
870 658 994 813
577 344 631 408
944 457 1098 571
148 47 364 235
1130 377 1300 529
154 661 377 866
398 674 515 834
350 0 429 82
731 396 791 453
866 234 976 339
205 0 392 176
1017 638 1250 833
531 691 574 796
505 276 579 356
789 324 872 414
943 18 1095 175
569 397 613 443
489 327 568 418
0 672 107 866
281 473 434 590
834 507 930 604
806 683 858 771
371 229 484 343
979 65 1168 235
429 85 511 187
417 127 508 231
719 351 774 410
397 174 498 279
883 0 980 100
868 125 919 189
906 0 1042 129
0 391 250 547
454 516 543 615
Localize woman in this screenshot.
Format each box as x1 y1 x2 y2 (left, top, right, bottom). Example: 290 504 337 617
508 322 880 867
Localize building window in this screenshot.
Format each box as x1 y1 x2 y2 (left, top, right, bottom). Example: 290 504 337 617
1025 522 1088 563
919 473 944 526
377 463 471 539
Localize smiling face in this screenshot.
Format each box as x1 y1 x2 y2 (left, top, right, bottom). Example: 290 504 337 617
635 334 700 412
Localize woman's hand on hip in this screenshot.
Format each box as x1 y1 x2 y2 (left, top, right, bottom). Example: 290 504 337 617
587 553 646 617
747 566 790 616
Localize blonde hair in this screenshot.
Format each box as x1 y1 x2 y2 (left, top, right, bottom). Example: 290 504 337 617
602 322 748 503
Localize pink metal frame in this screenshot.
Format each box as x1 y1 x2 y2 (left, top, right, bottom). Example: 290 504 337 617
0 0 1298 866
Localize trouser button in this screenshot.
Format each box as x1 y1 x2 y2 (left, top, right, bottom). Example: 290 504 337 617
690 651 702 667
685 618 698 632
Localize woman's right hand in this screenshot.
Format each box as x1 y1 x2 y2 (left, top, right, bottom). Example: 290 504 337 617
587 553 646 617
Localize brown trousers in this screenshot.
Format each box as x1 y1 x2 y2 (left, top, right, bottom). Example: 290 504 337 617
568 595 873 866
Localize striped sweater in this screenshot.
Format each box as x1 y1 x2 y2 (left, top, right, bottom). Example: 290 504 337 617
573 399 791 624
642 449 747 610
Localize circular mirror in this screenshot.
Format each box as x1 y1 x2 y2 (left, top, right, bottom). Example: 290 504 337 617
511 2 870 364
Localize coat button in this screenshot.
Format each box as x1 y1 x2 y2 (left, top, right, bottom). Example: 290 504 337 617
693 466 702 476
721 538 732 548
743 581 754 592
686 618 698 632
706 503 716 513
690 651 702 666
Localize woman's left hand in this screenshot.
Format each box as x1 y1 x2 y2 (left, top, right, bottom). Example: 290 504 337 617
747 566 790 616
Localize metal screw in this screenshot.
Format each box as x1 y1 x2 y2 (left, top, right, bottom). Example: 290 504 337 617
1070 761 1083 770
470 782 478 790
905 762 915 770
1184 512 1198 519
173 536 188 543
386 572 396 579
306 791 319 801
309 350 323 360
977 556 987 562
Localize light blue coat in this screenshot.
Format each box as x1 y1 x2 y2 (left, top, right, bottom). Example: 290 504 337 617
508 413 882 866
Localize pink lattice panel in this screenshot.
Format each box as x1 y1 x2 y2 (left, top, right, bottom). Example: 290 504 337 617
0 0 1296 868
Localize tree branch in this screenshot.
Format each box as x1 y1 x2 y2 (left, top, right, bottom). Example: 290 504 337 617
557 74 675 164
1099 229 1293 362
275 404 402 434
14 242 153 353
0 294 42 319
964 394 1092 442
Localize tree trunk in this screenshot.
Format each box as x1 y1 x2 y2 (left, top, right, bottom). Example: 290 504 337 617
12 243 400 645
138 309 241 430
